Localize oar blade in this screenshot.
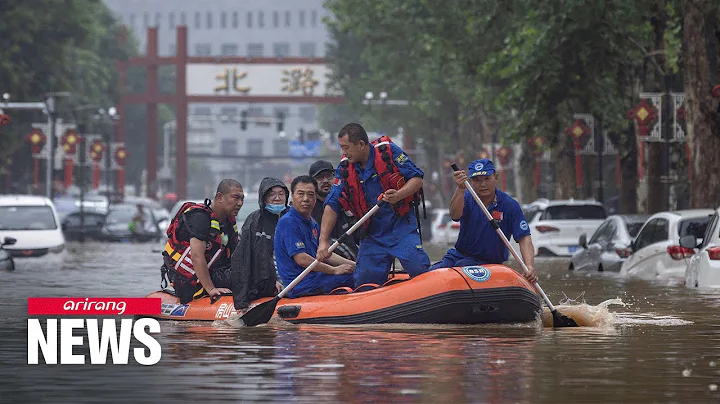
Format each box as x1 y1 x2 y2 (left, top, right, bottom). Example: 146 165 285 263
552 309 579 327
240 297 280 327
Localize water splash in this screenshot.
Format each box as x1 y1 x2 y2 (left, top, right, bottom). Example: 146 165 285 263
540 297 622 328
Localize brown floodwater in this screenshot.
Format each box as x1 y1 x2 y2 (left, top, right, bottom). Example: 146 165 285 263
2 241 719 403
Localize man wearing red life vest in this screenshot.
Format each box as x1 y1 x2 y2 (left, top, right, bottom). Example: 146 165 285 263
163 179 244 304
317 123 432 287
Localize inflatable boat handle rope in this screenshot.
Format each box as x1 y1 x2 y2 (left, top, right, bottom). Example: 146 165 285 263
240 194 387 327
450 163 577 328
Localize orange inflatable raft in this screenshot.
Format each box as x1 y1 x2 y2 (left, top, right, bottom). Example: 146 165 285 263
145 265 541 325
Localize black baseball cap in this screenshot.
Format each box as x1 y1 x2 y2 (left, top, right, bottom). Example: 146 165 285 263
309 160 335 178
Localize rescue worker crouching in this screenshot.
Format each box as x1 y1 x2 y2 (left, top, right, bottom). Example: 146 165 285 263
162 179 243 304
230 177 287 311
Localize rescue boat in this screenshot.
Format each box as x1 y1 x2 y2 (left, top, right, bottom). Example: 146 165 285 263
145 265 541 325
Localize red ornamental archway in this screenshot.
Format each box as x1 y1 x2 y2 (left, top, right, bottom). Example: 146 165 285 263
116 25 345 199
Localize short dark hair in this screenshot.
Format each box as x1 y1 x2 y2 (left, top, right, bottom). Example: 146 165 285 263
291 175 318 193
216 179 243 195
338 123 369 145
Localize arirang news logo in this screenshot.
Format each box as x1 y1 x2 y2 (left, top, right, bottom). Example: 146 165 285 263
27 297 162 365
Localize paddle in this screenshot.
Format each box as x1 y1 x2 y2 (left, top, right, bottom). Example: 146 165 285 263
450 163 578 327
240 195 387 327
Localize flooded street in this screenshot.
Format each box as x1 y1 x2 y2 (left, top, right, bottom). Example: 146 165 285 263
2 242 720 403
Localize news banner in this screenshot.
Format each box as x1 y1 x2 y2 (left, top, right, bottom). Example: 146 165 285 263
27 297 162 365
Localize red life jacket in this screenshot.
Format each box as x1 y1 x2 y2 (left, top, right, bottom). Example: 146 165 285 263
338 136 419 228
163 200 239 283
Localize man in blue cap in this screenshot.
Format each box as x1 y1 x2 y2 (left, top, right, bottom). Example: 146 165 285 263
430 158 538 283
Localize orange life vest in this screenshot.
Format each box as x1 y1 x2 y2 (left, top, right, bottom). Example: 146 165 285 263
338 136 420 229
163 200 238 284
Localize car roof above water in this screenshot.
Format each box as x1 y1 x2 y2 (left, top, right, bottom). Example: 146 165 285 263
0 194 54 207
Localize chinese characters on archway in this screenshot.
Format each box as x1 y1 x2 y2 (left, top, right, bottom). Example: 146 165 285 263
213 66 319 95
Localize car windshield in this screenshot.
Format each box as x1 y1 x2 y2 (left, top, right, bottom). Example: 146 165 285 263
540 205 606 220
0 206 58 230
678 216 711 239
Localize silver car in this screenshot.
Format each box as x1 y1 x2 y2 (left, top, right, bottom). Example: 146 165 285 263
569 215 649 272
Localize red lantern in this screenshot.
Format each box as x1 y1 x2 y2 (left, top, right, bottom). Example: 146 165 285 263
0 114 11 125
61 129 82 154
497 146 513 166
528 136 545 155
89 140 106 163
565 119 590 141
712 84 720 98
676 106 686 122
114 146 128 166
24 129 47 154
627 99 658 137
477 148 490 159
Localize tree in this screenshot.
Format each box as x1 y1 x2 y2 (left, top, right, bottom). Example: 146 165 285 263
682 0 720 208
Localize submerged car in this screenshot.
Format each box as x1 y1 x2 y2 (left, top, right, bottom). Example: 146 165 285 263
621 209 713 281
683 206 720 288
99 204 161 242
0 195 66 265
569 215 649 272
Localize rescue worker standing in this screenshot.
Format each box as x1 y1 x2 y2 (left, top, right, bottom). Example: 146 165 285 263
162 179 243 304
309 159 359 260
317 123 432 287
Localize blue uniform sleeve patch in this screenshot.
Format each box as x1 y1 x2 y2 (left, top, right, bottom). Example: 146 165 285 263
389 144 423 180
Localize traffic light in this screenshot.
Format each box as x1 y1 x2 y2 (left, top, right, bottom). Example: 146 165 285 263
277 112 285 132
240 110 248 131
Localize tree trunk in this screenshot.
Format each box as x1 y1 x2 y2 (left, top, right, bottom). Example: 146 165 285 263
683 0 720 208
554 142 577 199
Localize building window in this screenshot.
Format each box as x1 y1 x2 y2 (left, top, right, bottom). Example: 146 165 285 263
221 43 238 56
193 106 212 116
248 106 264 117
273 139 289 156
311 10 317 26
246 11 252 28
247 43 264 57
299 42 316 58
169 43 176 55
194 12 201 29
206 11 212 28
221 139 238 156
299 107 316 123
155 12 161 28
273 11 279 28
273 43 290 58
220 12 226 28
220 107 237 119
180 12 186 25
232 11 238 28
247 139 263 156
195 43 211 56
299 11 305 27
258 11 265 28
169 12 175 28
143 13 149 28
285 11 291 27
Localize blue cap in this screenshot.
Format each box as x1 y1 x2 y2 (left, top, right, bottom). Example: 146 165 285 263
468 158 496 177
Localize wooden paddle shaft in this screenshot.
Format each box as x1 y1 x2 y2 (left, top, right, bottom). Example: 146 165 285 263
276 202 383 299
451 163 557 312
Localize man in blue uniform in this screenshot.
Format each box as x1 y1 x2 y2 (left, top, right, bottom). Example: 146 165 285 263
317 123 431 287
274 175 356 298
430 158 538 284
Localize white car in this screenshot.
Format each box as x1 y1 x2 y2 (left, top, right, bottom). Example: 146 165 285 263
684 206 720 288
0 195 66 265
522 199 607 256
430 208 459 245
620 209 713 281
